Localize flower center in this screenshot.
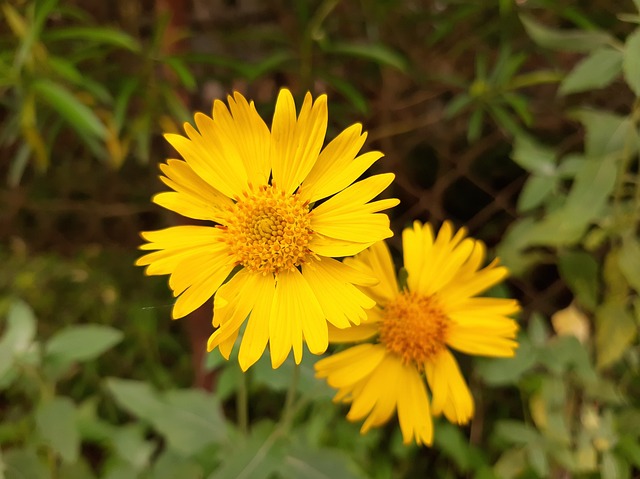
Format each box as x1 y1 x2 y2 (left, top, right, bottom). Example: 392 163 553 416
379 291 450 367
221 184 314 274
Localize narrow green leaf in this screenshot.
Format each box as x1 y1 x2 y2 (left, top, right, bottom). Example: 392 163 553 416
467 108 483 142
520 15 613 52
559 48 623 95
36 397 79 463
623 28 640 95
322 74 369 114
634 0 640 13
324 42 408 72
45 325 123 363
32 79 107 140
164 57 196 91
43 27 140 51
444 94 471 118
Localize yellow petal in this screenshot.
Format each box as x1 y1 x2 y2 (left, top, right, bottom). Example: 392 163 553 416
348 240 398 305
238 275 276 371
271 90 328 195
327 322 379 343
396 358 433 446
346 348 397 421
302 258 375 328
308 235 375 258
316 344 386 390
269 268 326 368
447 325 519 357
425 349 474 425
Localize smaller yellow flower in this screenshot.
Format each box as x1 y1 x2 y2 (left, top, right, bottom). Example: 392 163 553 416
315 221 520 446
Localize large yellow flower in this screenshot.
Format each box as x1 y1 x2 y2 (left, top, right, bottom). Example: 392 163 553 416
315 221 520 445
136 89 398 371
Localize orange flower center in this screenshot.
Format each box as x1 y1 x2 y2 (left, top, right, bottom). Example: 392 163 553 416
222 184 314 274
379 291 450 367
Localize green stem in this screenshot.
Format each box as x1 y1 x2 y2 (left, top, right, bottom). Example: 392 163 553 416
237 369 249 435
281 363 300 432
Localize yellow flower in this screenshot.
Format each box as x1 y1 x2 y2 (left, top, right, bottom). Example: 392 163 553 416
315 221 520 445
136 89 398 371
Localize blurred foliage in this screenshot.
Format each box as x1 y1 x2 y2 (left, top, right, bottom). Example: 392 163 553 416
2 0 640 478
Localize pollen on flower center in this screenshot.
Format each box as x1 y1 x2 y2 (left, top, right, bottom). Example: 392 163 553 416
221 184 314 274
379 291 450 367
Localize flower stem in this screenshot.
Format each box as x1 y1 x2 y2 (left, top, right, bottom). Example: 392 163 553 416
281 363 300 431
237 369 249 435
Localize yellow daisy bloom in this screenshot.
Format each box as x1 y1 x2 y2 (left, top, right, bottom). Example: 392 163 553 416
315 221 520 446
136 89 399 371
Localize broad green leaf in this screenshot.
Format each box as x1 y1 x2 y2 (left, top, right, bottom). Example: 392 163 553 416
571 109 638 158
59 459 97 479
45 324 123 363
32 79 108 140
3 448 49 479
520 15 613 52
208 421 286 479
36 397 79 463
617 436 640 468
635 0 640 13
151 451 203 479
623 29 640 95
476 335 537 385
558 250 599 310
601 451 624 479
517 175 555 212
156 389 227 455
324 42 408 72
493 448 528 479
618 235 640 292
511 135 556 175
495 420 539 445
539 336 595 381
106 378 166 421
595 300 637 369
112 425 155 470
0 299 37 379
527 442 549 477
43 27 141 51
103 461 143 479
559 48 623 95
278 445 367 479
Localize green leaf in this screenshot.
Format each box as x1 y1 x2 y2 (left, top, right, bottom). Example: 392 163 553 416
32 79 108 140
0 299 37 379
106 378 166 421
623 29 640 95
151 451 203 479
595 300 637 369
324 42 408 72
617 235 640 292
527 442 549 477
559 48 623 95
155 389 227 455
511 135 557 176
558 250 599 310
467 108 484 142
3 448 49 479
571 109 638 158
444 94 471 118
517 175 555 212
164 57 196 91
322 75 369 114
43 27 140 51
36 397 79 463
476 334 537 385
279 444 367 479
495 420 539 445
520 15 613 52
112 425 155 470
45 324 123 363
209 421 285 479
617 436 640 468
